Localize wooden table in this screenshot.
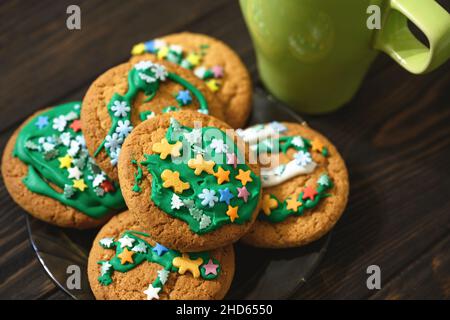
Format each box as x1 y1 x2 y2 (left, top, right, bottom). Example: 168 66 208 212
0 0 449 300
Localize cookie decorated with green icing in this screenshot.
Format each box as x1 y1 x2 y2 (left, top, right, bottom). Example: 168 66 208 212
81 57 227 182
88 210 234 300
1 102 125 229
131 32 252 128
238 122 349 248
118 111 262 252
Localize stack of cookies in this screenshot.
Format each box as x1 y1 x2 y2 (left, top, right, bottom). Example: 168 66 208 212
1 33 349 300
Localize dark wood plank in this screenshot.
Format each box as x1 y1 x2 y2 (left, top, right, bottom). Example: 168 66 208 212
371 235 450 300
293 58 450 299
0 0 231 132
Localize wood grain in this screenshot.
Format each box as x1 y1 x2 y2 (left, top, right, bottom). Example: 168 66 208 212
1 0 449 299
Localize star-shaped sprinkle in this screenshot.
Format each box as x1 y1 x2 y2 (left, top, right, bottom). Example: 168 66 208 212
157 269 170 285
93 174 106 188
237 186 250 202
73 179 87 191
143 284 161 300
206 79 220 92
132 241 147 253
35 116 49 129
214 167 230 185
317 174 331 187
235 169 253 186
286 196 302 212
69 119 82 132
226 153 238 169
118 235 135 248
198 189 218 208
219 188 234 205
311 138 325 153
152 138 182 159
188 154 215 175
176 90 192 106
152 243 169 256
226 205 239 222
118 247 134 265
211 65 224 78
202 259 219 276
58 154 73 169
67 166 83 180
99 237 114 248
186 53 201 66
262 194 278 215
101 180 115 192
302 186 318 201
172 253 203 278
161 169 190 193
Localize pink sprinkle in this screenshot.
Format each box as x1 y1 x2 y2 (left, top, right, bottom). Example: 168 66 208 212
202 259 218 276
237 186 250 202
212 65 224 78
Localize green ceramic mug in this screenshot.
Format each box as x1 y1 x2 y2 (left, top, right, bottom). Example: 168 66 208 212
240 0 450 114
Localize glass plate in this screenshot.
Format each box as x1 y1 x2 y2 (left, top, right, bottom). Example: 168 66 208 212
27 88 331 300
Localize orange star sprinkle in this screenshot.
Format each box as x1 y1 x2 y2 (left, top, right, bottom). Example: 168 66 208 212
226 205 239 222
311 139 324 153
172 253 203 278
188 154 215 175
152 138 182 159
161 169 190 194
118 248 134 265
235 169 253 186
214 167 230 185
262 194 278 216
286 196 302 212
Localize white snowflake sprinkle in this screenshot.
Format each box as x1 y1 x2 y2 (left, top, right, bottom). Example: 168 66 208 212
210 138 228 154
105 133 123 152
134 60 154 71
292 136 304 148
198 189 218 208
138 72 156 83
115 120 133 138
60 132 71 146
52 115 67 132
111 101 130 118
151 64 168 81
184 128 202 145
294 150 312 167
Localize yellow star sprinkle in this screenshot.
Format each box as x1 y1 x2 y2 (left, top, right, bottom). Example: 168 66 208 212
311 138 324 153
286 196 302 212
118 248 134 265
188 154 215 176
235 169 253 186
73 179 88 192
186 53 201 66
262 194 278 216
157 46 169 59
172 253 203 278
161 169 190 194
206 79 220 92
131 43 145 55
213 166 230 185
152 138 182 160
226 205 239 222
58 154 73 169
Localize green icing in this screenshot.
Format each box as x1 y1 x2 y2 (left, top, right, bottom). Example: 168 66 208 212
13 102 125 218
97 230 220 290
94 61 209 161
137 120 261 234
262 174 333 223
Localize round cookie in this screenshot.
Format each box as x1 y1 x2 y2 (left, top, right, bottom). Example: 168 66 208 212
239 122 349 248
118 111 262 252
1 102 125 229
131 32 253 128
88 210 234 300
81 57 227 182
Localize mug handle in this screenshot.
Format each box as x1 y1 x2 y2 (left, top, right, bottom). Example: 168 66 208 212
374 0 450 74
